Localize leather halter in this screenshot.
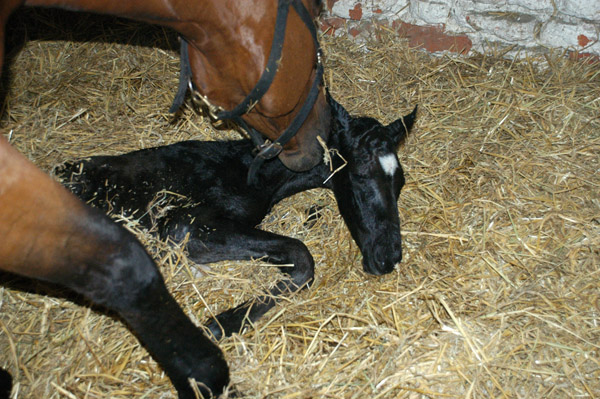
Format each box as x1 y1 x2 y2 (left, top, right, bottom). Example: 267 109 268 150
170 0 324 185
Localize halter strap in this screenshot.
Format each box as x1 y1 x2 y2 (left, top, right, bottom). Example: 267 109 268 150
169 0 324 185
169 36 191 114
215 0 291 121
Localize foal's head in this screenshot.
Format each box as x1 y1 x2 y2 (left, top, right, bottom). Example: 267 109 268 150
328 95 417 275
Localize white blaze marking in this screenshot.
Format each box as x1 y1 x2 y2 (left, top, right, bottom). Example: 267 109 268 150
379 154 398 176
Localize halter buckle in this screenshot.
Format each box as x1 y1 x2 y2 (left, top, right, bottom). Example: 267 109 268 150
189 81 225 120
255 142 283 160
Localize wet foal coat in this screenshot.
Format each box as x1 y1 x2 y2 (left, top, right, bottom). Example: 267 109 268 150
58 96 417 340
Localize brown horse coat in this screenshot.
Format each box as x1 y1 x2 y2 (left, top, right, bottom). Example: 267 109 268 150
3 0 330 169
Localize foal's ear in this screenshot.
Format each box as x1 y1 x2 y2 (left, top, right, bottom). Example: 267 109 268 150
327 89 351 132
386 105 418 146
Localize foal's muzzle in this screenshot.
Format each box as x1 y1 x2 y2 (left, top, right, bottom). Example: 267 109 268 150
361 235 402 276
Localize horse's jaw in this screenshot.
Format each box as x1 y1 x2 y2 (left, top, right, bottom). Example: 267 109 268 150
278 90 331 171
278 132 325 171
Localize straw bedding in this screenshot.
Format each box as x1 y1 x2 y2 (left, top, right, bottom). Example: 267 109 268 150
1 8 598 399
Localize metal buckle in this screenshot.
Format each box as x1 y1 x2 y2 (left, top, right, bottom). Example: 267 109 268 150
255 142 283 160
189 81 225 120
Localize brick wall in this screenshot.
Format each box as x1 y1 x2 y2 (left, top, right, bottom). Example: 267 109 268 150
323 0 600 58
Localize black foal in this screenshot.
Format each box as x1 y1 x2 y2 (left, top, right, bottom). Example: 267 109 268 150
57 95 417 340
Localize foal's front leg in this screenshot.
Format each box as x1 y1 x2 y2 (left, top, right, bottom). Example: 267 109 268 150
164 217 315 341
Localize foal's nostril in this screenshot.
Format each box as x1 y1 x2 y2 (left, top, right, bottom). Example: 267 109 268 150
363 245 401 276
363 259 394 276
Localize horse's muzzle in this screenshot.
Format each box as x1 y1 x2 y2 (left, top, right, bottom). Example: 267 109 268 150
361 236 402 276
278 91 330 171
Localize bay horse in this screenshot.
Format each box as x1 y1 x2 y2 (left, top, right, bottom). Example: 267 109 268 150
1 0 329 398
0 0 330 171
56 94 417 340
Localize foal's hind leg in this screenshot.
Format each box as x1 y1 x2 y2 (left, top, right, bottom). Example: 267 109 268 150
164 217 315 341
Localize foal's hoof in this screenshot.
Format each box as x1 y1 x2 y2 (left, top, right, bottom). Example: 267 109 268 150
53 161 87 196
206 319 225 342
205 306 250 342
53 160 79 179
304 204 325 228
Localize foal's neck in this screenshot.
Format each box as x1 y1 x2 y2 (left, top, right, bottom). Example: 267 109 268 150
263 131 342 206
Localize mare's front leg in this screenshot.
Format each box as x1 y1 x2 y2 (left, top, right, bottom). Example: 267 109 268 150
164 216 315 341
0 140 229 399
3 205 230 399
80 217 230 398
